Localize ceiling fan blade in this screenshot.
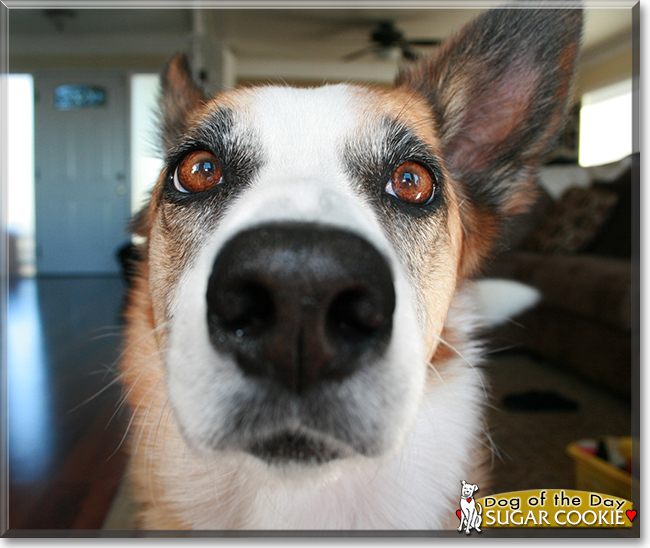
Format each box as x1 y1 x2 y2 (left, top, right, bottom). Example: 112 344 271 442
341 19 442 63
405 38 443 46
341 47 375 62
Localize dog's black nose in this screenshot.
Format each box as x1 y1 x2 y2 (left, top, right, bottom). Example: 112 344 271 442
206 223 395 393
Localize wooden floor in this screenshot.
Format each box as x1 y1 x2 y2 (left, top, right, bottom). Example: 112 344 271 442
4 276 636 536
7 276 130 532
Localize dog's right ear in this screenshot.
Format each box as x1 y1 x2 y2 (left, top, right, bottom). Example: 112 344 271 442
395 8 582 276
159 54 207 151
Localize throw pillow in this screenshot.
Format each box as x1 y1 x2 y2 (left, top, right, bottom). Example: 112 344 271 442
527 187 619 254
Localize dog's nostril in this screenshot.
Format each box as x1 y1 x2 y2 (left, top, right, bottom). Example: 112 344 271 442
208 282 275 335
327 289 392 342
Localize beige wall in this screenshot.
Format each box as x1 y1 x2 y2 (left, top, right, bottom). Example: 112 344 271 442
11 33 635 98
9 54 167 72
576 49 634 97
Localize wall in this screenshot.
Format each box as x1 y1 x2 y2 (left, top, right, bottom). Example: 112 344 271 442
9 54 169 73
575 27 634 96
577 49 633 96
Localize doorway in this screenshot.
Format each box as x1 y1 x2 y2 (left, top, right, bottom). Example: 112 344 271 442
33 72 130 275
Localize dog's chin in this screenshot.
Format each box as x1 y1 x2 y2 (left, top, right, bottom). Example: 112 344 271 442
246 430 355 467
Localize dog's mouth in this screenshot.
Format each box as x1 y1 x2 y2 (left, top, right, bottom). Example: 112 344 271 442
247 431 348 465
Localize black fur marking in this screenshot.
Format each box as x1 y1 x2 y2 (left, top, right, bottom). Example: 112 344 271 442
343 116 447 221
160 107 265 211
341 117 452 289
248 431 342 465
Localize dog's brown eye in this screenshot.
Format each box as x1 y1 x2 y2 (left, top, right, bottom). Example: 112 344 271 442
386 161 435 205
174 151 222 193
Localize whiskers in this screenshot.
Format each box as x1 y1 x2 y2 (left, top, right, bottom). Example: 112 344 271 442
476 416 503 470
432 335 488 398
105 322 170 459
430 332 503 466
67 371 125 414
87 324 124 342
108 375 163 461
426 360 447 388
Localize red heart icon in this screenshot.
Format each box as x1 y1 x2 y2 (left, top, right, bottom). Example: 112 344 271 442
626 510 637 522
467 498 472 502
456 510 462 519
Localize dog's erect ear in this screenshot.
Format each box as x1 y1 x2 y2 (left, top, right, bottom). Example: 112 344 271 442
396 8 582 211
395 8 582 274
461 480 467 486
159 54 207 151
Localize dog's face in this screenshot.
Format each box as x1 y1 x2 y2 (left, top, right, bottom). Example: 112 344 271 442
461 481 479 499
150 82 462 465
136 9 581 473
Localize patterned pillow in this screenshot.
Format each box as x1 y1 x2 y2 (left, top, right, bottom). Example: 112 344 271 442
527 187 619 254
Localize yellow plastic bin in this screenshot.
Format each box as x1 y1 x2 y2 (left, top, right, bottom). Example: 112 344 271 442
566 437 638 501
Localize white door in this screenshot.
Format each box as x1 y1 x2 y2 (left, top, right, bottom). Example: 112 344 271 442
34 72 130 275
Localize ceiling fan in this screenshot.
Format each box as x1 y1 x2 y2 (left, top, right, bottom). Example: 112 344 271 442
342 20 442 62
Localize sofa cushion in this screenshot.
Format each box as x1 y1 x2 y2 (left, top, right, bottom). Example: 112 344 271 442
496 184 555 252
584 161 634 258
487 251 631 332
526 187 618 254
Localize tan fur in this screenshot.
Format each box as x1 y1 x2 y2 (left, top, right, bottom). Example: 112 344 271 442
353 86 466 369
121 265 172 526
124 266 220 530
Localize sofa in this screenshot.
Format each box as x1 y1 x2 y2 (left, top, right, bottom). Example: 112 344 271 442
483 154 636 399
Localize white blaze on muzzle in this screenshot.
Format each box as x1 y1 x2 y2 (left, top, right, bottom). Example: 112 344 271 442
164 85 429 463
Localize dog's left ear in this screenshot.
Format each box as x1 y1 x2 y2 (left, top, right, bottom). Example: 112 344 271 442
159 53 207 151
395 8 582 275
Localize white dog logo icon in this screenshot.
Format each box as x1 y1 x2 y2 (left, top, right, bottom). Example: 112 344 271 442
457 480 482 534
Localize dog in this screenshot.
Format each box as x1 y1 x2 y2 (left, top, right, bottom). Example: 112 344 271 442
458 480 483 534
120 7 582 530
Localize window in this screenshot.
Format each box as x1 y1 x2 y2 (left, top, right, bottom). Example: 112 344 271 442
6 74 36 276
130 74 163 216
579 79 633 167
